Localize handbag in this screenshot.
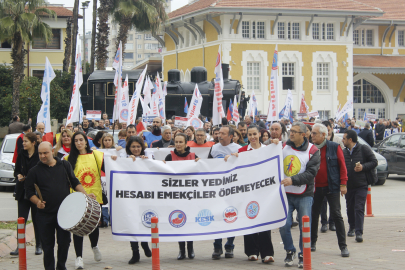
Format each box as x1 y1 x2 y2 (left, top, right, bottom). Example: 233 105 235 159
361 145 378 185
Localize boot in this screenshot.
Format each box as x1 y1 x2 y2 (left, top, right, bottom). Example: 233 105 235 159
177 242 186 260
35 243 43 255
141 242 151 257
10 247 18 256
187 241 195 259
128 251 140 264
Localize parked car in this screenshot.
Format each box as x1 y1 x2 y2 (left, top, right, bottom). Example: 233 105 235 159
335 133 388 185
0 134 18 190
372 133 405 180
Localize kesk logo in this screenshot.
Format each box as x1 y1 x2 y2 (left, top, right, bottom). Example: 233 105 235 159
168 210 187 228
284 155 301 177
223 206 238 223
195 209 214 226
141 210 158 228
245 201 260 219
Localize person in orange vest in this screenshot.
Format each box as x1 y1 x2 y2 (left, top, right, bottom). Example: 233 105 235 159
164 133 200 260
187 128 215 148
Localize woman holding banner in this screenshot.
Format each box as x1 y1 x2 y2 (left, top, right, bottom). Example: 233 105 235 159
225 125 276 263
111 136 152 264
164 133 199 260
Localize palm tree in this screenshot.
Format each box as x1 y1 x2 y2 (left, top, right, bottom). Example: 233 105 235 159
70 0 79 87
90 0 97 73
63 17 73 72
0 0 56 116
95 0 112 70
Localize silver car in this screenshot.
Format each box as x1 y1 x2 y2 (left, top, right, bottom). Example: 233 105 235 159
0 133 18 190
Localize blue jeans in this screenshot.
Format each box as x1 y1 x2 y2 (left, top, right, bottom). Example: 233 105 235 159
279 195 313 256
102 207 110 225
213 237 235 250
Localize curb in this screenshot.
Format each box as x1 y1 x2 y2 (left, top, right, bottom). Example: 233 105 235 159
0 223 35 258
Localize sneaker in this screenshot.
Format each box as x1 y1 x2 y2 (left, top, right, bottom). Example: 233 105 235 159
347 229 355 237
284 250 296 266
248 255 258 261
298 254 303 268
329 224 336 231
320 224 328 233
356 234 363 242
341 247 350 257
225 248 234 258
92 246 102 261
212 248 223 259
262 256 275 263
311 242 316 252
75 257 84 269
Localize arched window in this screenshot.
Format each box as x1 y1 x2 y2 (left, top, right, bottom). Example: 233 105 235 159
353 79 386 119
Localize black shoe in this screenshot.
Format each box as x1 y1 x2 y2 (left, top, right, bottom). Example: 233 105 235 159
291 221 299 228
341 247 350 257
188 248 195 259
35 243 42 255
347 229 355 237
320 224 328 233
128 251 140 264
225 248 234 258
10 247 18 256
356 234 363 242
212 248 223 259
141 243 152 257
284 250 296 266
177 250 186 260
329 224 336 231
311 242 316 252
298 254 303 268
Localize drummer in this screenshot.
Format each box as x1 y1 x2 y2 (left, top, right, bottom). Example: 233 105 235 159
65 132 104 269
25 142 96 270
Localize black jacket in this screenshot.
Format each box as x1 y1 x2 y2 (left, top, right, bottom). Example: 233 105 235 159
152 139 175 148
358 129 374 147
374 123 385 140
256 120 266 130
14 148 40 201
343 144 378 189
239 95 250 109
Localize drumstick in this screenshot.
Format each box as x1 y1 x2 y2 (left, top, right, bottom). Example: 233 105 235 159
34 184 44 202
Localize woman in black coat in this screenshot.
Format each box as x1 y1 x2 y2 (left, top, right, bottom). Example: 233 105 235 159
11 132 41 256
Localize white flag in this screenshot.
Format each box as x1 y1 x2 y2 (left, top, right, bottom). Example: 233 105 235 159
66 46 83 125
143 76 153 106
232 95 240 125
37 57 55 133
249 90 258 117
156 72 166 121
79 92 84 123
267 45 279 122
212 45 225 126
128 65 147 125
283 89 293 120
336 98 353 120
187 84 203 120
150 93 159 116
112 42 123 123
140 96 150 116
118 74 129 123
163 81 168 96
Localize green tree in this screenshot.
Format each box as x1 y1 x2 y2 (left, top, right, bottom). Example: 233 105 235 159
0 0 56 117
95 0 113 70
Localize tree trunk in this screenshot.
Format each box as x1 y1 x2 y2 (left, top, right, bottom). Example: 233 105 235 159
90 0 97 73
95 0 110 70
70 0 79 89
11 32 26 117
63 17 73 72
115 15 132 61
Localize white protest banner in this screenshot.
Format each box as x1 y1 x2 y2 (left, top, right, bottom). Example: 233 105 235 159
308 111 319 118
118 74 129 123
366 113 376 121
212 45 225 126
105 145 287 242
86 110 102 120
145 147 211 160
98 148 126 157
249 90 258 117
232 95 240 125
128 65 147 125
336 98 353 120
174 116 188 128
384 129 392 138
155 73 166 122
187 84 203 120
37 57 56 133
283 89 293 120
267 45 279 122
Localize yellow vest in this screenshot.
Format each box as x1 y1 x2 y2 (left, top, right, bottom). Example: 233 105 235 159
55 133 61 144
64 150 104 204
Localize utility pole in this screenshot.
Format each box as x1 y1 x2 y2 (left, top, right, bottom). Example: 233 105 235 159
81 1 90 73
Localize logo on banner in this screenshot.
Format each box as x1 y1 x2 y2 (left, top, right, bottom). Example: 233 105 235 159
141 210 158 228
120 109 128 121
246 201 260 219
223 206 238 223
169 210 187 228
284 155 301 177
195 209 214 226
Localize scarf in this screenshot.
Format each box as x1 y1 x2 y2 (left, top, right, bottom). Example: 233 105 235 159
315 138 327 149
62 144 71 153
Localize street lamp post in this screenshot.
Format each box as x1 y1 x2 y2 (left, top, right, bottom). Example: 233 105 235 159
81 1 90 73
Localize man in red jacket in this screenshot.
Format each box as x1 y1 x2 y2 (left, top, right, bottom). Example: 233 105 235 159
310 123 349 257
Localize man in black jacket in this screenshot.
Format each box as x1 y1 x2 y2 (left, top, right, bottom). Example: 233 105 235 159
25 142 95 270
238 91 250 120
374 119 385 142
358 123 374 147
152 125 174 148
342 130 377 243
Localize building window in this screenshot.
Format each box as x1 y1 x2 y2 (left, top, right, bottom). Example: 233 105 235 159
137 54 142 59
316 63 329 91
33 29 61 49
126 43 133 50
354 29 374 46
242 21 250 38
368 108 375 115
358 108 366 120
279 22 300 40
0 41 11 48
144 34 152 40
312 23 320 40
318 110 330 120
137 44 142 49
313 23 334 40
123 52 133 59
282 63 295 90
137 35 141 39
398 30 405 47
353 30 359 45
145 43 159 50
128 34 133 41
353 108 356 120
32 70 45 79
378 108 385 119
278 22 285 39
327 23 334 40
292 23 300 39
247 62 260 91
257 22 265 38
366 30 373 46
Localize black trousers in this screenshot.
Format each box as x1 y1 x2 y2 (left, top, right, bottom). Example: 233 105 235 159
130 241 149 252
36 212 71 270
311 186 347 249
320 197 335 226
178 241 193 251
239 108 246 120
345 185 368 235
244 231 274 259
73 227 99 257
17 199 41 246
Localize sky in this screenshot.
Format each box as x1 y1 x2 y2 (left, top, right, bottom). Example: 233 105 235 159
49 0 189 33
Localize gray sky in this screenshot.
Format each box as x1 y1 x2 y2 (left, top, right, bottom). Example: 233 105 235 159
50 0 189 33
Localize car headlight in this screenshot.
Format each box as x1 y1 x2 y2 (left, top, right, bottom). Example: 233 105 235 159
0 162 14 171
378 159 387 166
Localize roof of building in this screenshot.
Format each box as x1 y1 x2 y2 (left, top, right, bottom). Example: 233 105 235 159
353 55 405 74
37 6 82 18
168 0 383 19
356 0 405 21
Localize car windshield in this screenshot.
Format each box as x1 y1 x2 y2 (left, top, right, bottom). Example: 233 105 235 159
2 138 16 153
335 134 368 147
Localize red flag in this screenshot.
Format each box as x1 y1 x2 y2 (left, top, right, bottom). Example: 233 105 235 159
227 106 232 121
42 132 54 146
136 122 146 135
12 133 24 163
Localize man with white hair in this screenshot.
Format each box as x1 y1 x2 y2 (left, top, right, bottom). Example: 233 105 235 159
151 125 174 148
310 124 349 258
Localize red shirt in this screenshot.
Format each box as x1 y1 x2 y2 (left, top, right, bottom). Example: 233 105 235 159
315 145 348 187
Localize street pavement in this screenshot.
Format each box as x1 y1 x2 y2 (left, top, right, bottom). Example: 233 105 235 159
1 177 405 269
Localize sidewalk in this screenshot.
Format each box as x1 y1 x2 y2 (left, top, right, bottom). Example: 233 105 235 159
0 223 34 258
1 216 404 270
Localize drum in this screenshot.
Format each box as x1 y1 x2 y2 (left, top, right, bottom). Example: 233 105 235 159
57 192 101 236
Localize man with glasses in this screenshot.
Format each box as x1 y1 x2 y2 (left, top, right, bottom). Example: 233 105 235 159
187 128 215 147
279 122 320 268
